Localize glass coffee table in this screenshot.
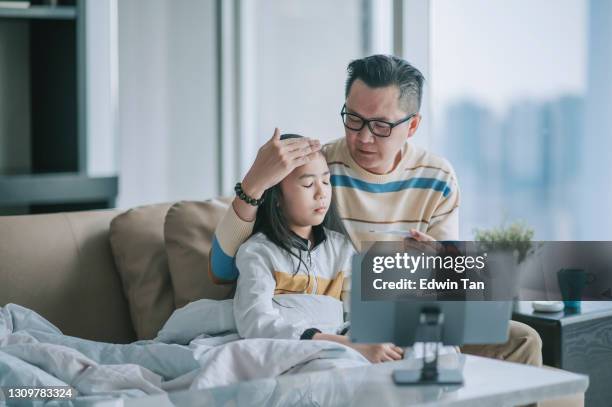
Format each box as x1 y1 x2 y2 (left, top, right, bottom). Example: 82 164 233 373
117 353 587 407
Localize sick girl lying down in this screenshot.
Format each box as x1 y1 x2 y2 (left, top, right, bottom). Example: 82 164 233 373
233 134 403 363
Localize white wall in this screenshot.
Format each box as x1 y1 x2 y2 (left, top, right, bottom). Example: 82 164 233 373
117 0 218 209
244 0 363 177
85 0 117 177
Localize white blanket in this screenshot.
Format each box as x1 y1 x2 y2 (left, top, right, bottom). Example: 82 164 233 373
0 302 368 406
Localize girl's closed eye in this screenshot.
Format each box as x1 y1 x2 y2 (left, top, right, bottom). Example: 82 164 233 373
303 183 314 188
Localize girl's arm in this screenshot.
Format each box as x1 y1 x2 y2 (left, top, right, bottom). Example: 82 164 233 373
312 332 404 363
324 236 403 363
233 242 313 340
339 239 355 320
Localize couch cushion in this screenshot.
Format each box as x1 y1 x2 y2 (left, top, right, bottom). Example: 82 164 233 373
0 210 136 343
109 203 175 340
164 198 235 308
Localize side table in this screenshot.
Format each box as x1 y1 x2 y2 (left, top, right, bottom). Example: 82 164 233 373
513 301 612 407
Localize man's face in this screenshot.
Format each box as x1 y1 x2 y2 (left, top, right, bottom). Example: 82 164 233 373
344 79 421 174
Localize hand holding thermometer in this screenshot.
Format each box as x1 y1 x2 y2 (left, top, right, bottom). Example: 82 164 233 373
368 229 434 240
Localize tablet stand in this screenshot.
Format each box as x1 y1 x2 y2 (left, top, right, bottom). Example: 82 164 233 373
393 307 464 385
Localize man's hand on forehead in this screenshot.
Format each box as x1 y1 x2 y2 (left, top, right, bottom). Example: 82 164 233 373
281 135 319 149
281 136 322 160
242 128 322 197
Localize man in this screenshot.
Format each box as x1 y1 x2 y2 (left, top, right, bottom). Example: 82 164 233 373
210 54 542 367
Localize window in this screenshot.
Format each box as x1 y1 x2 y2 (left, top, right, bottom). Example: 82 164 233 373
429 0 592 239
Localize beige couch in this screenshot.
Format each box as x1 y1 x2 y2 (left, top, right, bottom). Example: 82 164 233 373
0 206 584 406
0 209 134 343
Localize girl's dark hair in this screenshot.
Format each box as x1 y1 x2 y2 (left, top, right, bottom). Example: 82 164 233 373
252 134 350 280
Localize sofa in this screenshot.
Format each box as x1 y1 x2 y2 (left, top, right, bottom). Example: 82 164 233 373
0 201 584 406
0 208 132 343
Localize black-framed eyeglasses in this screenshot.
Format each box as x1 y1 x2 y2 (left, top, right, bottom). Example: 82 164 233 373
340 104 417 138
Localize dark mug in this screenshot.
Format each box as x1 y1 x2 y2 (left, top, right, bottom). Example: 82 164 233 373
557 268 595 309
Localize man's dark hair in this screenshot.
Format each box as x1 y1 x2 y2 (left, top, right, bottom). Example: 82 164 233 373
345 54 425 113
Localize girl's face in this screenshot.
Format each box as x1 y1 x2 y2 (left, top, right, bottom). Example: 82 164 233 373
279 154 332 232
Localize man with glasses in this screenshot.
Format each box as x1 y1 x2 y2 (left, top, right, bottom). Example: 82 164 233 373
210 54 542 368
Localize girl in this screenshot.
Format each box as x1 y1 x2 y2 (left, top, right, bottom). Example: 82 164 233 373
233 134 403 363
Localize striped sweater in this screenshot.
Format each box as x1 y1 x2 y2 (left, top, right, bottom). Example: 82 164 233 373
324 138 460 248
209 138 460 282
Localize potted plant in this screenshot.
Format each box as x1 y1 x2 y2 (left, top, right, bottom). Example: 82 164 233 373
473 221 534 264
473 221 535 302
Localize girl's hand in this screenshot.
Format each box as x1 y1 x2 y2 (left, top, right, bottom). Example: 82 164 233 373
242 128 321 198
349 343 404 363
310 333 403 363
